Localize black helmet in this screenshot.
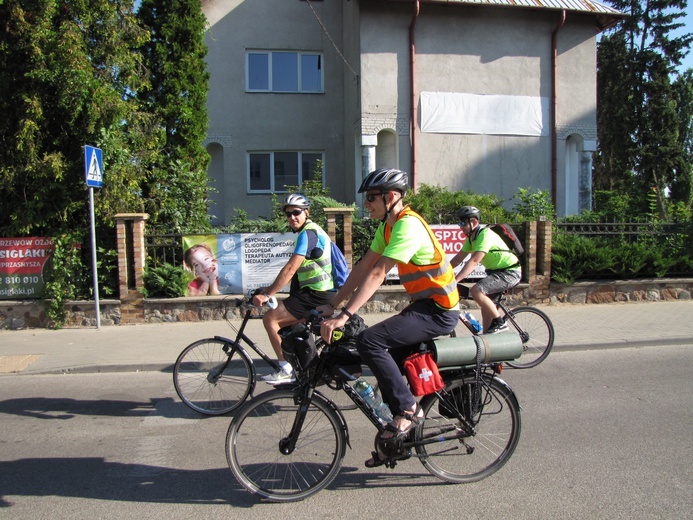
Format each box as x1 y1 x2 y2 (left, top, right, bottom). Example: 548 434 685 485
358 168 408 194
456 206 481 221
282 193 310 210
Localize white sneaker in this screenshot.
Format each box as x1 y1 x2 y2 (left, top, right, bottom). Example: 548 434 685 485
260 369 296 384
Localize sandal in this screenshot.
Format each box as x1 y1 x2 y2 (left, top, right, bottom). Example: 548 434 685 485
364 451 387 468
379 403 424 442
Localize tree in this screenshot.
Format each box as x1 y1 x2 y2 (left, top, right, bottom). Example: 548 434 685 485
0 0 153 236
594 0 693 217
137 0 211 233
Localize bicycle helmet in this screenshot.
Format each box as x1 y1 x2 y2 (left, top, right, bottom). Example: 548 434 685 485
456 206 481 221
358 168 409 194
282 193 310 210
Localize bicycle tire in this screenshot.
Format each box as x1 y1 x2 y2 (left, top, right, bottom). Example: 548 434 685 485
415 374 521 483
226 389 346 502
503 306 554 368
173 338 253 415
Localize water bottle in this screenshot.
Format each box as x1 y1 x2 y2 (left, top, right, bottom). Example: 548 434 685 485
463 311 483 333
353 378 393 423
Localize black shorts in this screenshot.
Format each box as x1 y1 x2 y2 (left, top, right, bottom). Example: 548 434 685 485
283 288 335 320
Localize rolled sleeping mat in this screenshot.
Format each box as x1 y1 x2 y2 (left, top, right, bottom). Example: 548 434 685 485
432 332 523 367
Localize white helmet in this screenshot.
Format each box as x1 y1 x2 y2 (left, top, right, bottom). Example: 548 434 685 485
282 193 310 210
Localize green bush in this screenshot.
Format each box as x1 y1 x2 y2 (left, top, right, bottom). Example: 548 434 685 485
142 263 193 298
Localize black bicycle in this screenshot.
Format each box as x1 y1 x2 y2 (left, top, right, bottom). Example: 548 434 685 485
225 311 523 502
172 296 282 415
453 284 555 368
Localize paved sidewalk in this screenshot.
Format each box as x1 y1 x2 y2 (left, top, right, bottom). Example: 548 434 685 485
0 300 691 376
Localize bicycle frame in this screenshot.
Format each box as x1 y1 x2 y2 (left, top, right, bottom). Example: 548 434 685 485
277 336 500 463
209 304 282 382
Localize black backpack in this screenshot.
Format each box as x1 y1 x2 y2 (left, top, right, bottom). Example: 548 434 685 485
486 223 524 258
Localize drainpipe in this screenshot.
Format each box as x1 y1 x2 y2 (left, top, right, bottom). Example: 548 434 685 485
409 0 420 190
551 10 566 211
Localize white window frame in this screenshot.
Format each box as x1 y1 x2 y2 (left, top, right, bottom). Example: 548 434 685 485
246 50 324 93
247 151 325 193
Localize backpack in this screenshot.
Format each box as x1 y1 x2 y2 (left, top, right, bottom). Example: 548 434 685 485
486 223 524 258
305 229 349 289
329 241 349 288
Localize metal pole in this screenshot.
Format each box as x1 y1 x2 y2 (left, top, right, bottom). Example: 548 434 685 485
89 187 101 329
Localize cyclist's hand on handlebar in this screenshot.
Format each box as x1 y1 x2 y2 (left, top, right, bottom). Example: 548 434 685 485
320 313 349 344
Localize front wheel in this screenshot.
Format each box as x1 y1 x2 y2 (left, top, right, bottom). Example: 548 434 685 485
503 307 554 369
173 338 253 415
415 374 521 483
226 389 346 502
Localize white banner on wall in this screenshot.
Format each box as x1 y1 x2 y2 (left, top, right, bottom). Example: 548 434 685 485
420 91 548 137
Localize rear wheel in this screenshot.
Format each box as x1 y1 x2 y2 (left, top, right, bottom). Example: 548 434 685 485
173 339 253 415
415 375 521 483
503 307 554 368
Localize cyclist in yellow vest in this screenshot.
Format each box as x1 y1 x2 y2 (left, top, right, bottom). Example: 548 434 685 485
451 206 522 334
253 194 335 383
319 169 460 465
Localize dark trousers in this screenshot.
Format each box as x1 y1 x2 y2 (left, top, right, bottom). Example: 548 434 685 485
356 299 459 416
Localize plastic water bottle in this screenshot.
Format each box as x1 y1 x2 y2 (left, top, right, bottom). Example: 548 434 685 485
354 378 393 423
464 312 483 333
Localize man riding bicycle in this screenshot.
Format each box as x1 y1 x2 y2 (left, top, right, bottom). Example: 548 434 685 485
319 168 460 466
450 206 521 334
252 194 335 383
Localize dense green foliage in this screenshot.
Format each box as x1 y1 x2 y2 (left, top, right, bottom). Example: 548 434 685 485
137 0 212 233
0 0 153 236
596 0 693 216
141 263 193 298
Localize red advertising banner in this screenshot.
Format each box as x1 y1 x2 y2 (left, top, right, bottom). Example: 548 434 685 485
0 237 54 299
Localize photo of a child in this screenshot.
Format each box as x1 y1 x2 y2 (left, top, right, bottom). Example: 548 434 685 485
183 242 220 296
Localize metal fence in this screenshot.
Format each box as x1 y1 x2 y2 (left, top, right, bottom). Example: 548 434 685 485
146 234 184 267
554 221 689 239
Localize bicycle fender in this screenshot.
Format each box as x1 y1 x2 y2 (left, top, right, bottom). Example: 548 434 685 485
314 389 351 451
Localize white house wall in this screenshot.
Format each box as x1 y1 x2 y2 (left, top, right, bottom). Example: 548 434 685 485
359 2 600 215
203 0 349 223
202 1 606 221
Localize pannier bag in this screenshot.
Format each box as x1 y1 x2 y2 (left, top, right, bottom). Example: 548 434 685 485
280 323 317 373
403 351 445 396
325 313 367 381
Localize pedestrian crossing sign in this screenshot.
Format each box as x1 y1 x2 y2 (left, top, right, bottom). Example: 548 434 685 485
84 145 103 188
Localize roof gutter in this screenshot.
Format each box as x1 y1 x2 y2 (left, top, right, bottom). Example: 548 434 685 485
551 10 566 210
409 0 420 191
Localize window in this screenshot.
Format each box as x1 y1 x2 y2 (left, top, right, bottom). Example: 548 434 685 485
248 152 324 193
246 51 323 93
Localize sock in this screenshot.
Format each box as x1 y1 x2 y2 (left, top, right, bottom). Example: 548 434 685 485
279 361 292 373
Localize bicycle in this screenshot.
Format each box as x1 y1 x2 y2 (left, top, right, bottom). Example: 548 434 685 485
172 295 282 415
225 311 523 502
453 283 555 368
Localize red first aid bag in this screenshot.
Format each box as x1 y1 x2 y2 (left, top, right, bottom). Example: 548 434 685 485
403 351 445 396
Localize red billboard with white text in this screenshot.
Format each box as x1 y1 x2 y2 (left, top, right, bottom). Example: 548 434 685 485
0 237 54 299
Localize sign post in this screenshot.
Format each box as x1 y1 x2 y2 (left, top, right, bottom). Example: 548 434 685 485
84 145 103 329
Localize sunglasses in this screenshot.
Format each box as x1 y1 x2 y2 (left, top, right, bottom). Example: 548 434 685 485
364 193 382 203
285 209 304 217
458 219 472 227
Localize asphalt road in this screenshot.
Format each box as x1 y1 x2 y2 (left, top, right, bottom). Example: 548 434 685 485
0 344 691 519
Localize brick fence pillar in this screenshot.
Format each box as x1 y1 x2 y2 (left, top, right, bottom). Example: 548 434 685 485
115 213 149 324
323 208 356 269
527 219 552 303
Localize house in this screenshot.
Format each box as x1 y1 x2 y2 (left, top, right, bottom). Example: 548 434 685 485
201 0 626 223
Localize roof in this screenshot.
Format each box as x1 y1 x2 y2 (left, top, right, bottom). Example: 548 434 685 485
371 0 628 31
